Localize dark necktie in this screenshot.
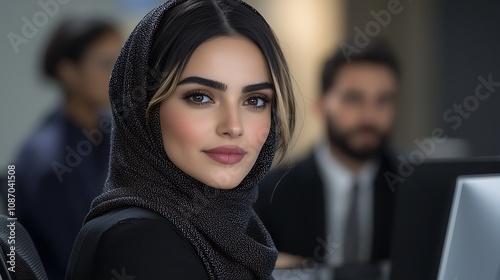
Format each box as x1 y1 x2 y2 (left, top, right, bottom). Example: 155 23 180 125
344 182 359 264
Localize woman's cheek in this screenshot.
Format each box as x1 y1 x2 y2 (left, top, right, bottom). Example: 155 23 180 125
162 108 212 147
245 114 271 152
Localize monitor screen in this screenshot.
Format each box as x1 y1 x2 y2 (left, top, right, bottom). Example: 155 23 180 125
390 157 500 280
437 174 500 280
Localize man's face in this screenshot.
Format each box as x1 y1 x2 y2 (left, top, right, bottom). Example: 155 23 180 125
321 62 397 160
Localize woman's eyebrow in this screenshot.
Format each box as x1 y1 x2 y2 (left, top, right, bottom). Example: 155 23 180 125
178 76 227 91
178 76 274 93
242 82 274 93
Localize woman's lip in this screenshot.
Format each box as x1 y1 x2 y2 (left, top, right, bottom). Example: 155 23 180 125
203 146 246 165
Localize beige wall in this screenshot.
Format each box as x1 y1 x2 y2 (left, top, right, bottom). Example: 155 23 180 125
246 0 346 163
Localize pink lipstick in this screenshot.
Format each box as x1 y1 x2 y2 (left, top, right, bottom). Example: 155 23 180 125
203 146 246 165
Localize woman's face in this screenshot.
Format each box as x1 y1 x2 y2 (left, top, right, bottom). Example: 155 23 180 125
159 36 274 189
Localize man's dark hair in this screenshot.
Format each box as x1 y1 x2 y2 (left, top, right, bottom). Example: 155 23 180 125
320 41 400 95
42 18 119 81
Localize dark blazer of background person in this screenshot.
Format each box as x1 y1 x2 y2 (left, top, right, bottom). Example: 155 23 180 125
1 19 121 280
254 149 397 263
254 42 401 266
10 107 111 280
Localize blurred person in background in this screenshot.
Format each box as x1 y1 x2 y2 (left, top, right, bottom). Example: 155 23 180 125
3 18 122 279
255 42 400 271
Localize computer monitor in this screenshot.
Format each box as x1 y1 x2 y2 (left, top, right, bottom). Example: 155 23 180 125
437 174 500 280
390 157 500 280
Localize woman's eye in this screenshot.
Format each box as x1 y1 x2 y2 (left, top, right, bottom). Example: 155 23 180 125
186 94 212 104
244 97 266 108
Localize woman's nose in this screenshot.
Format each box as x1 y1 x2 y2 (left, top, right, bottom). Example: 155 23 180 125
216 103 244 138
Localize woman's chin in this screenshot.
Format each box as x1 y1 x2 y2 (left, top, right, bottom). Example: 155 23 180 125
205 178 243 190
210 184 239 190
191 167 249 190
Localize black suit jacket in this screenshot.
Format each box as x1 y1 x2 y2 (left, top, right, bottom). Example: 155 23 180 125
66 207 209 280
254 149 397 263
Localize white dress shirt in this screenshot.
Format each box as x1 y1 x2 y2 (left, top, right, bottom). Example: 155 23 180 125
314 141 379 266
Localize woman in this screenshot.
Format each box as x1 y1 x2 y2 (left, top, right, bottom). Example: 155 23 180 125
66 0 295 279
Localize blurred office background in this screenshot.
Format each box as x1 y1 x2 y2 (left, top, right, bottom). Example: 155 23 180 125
1 0 500 168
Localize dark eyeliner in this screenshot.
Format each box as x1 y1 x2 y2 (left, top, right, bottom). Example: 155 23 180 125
245 93 272 110
182 90 214 106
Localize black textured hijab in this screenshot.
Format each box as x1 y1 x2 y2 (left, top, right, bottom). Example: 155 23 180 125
85 0 279 279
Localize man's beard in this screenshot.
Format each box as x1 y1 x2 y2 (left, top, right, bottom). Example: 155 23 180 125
326 118 388 161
